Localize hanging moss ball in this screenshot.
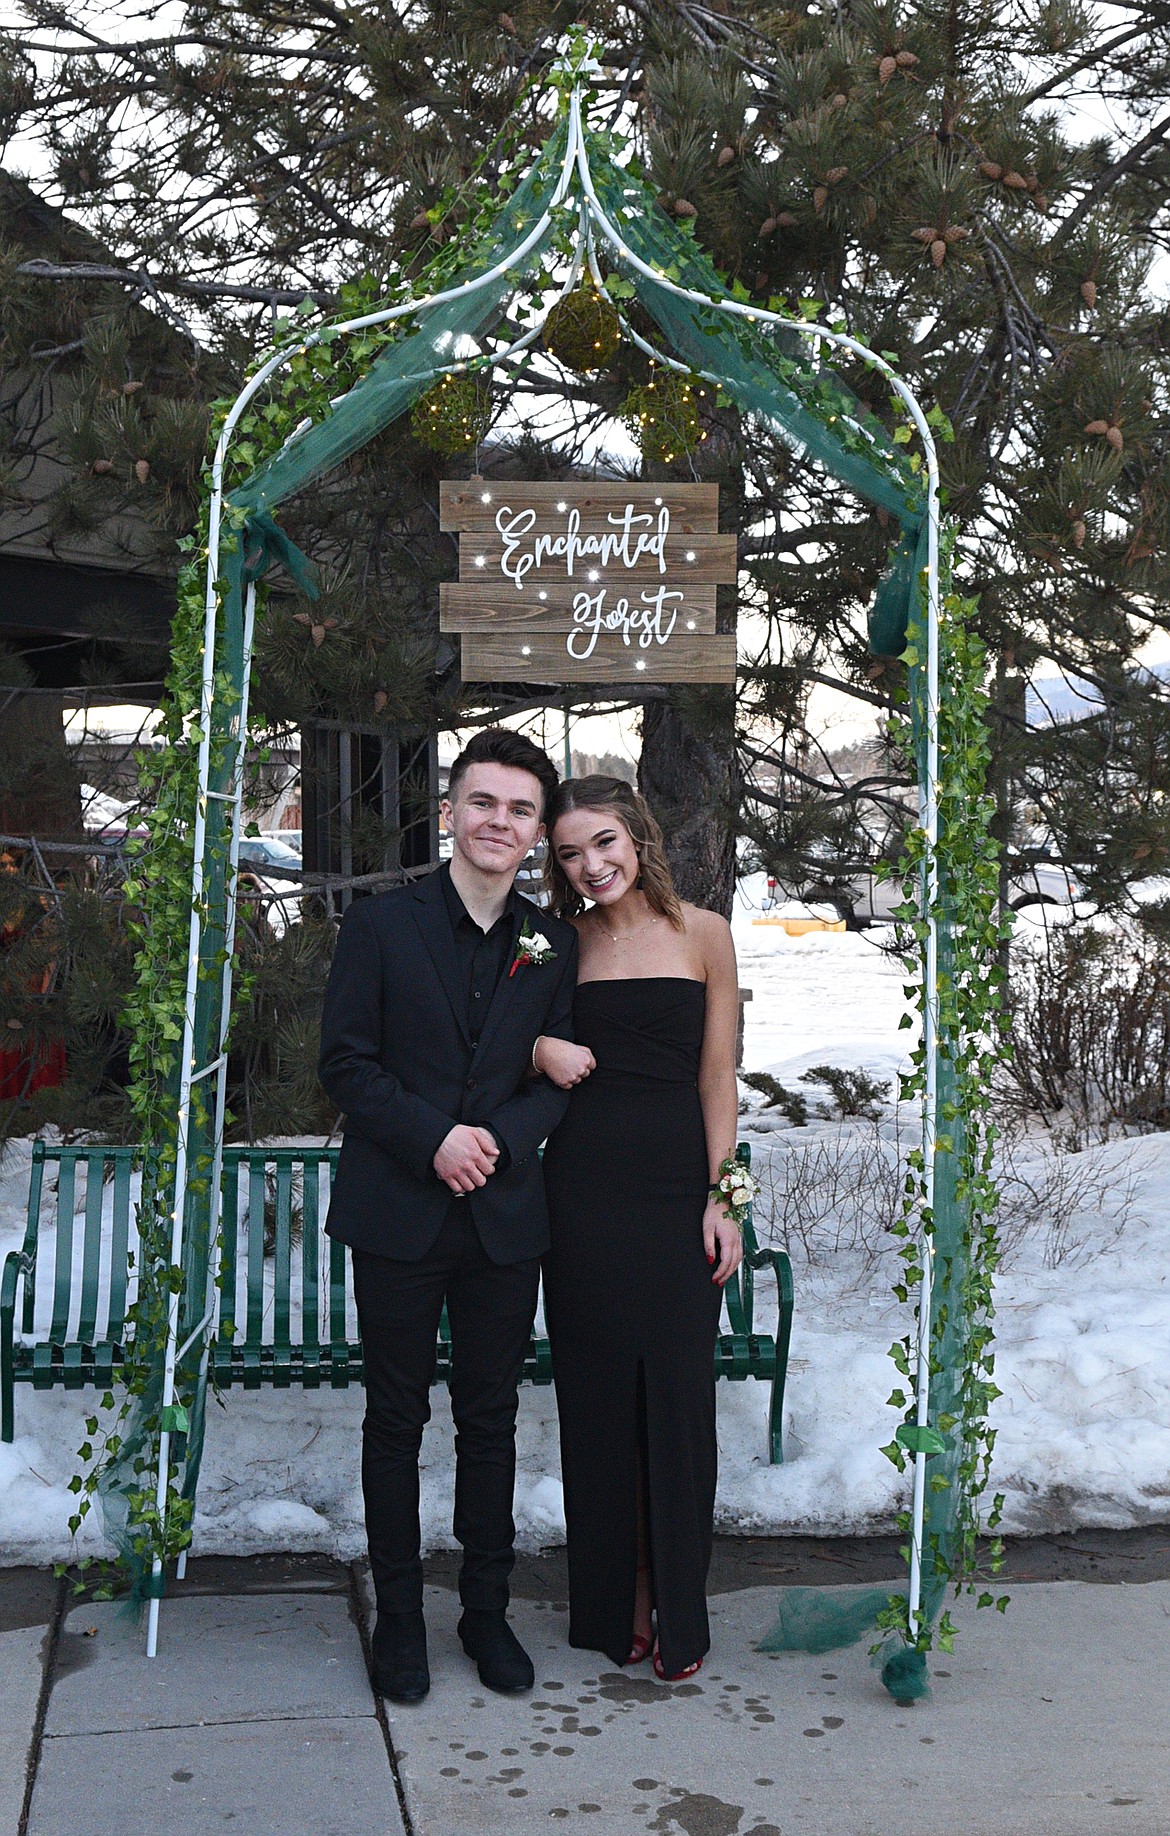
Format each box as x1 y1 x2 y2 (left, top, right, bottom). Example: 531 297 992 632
619 369 707 467
542 285 622 372
410 372 492 457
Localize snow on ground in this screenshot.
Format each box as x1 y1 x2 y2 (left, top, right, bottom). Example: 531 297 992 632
3 896 1170 1563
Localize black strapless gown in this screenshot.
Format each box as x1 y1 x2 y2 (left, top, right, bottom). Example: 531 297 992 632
542 977 721 1675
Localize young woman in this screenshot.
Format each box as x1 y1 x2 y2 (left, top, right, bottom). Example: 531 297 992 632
534 776 742 1682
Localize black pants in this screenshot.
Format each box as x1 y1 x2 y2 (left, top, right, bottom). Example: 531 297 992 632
352 1204 540 1617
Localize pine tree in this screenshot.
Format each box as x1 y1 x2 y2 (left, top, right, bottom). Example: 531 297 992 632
0 0 1166 917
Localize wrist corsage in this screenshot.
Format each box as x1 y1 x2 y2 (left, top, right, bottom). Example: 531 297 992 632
709 1155 758 1229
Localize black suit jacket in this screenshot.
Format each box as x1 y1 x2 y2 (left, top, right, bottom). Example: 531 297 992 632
318 868 578 1264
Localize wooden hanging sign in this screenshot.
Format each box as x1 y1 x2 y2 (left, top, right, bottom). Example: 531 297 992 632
439 479 737 684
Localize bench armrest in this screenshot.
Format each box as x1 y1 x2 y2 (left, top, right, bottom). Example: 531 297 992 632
1 1247 35 1443
743 1242 794 1467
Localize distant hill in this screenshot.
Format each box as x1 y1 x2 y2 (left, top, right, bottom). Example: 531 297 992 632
1027 663 1170 726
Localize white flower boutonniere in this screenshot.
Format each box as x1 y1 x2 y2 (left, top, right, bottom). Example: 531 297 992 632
509 918 557 979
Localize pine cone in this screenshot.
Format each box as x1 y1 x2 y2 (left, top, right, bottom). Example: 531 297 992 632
1083 419 1108 435
121 380 143 396
1071 519 1086 548
777 211 799 228
674 198 697 218
410 210 429 229
896 50 919 65
813 186 829 211
373 690 388 713
831 92 848 108
931 238 947 267
1106 426 1124 452
1003 170 1029 189
979 160 1003 180
717 146 736 167
878 54 898 82
759 216 778 237
498 12 516 31
943 225 969 242
91 459 113 474
911 226 937 243
134 459 150 483
1080 279 1098 309
825 166 849 184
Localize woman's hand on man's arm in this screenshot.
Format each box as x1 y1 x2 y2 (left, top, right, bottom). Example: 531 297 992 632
533 1035 597 1088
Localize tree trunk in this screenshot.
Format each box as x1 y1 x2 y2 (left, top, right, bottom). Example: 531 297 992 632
636 414 742 918
638 691 739 916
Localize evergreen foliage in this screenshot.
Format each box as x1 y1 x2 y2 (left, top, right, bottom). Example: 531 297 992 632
0 2 1165 912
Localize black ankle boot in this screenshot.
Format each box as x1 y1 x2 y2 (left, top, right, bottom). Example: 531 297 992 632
371 1609 429 1704
457 1608 534 1694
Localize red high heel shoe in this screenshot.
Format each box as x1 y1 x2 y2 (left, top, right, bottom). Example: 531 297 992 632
652 1638 702 1682
626 1565 653 1665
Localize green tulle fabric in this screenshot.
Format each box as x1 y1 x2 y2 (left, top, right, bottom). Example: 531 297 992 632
117 102 965 1692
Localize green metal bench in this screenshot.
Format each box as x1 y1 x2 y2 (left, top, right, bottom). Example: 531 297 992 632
2 1141 793 1460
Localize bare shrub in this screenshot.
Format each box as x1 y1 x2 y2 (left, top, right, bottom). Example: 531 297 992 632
753 1117 906 1272
993 1130 1140 1270
1000 922 1170 1144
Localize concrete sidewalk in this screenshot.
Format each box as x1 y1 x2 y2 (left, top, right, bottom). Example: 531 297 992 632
6 1535 1170 1836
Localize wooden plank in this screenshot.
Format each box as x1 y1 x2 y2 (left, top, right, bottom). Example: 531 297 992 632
460 631 737 684
440 581 718 632
458 530 737 585
440 478 719 531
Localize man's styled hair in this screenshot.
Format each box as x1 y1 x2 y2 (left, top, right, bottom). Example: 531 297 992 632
447 727 559 820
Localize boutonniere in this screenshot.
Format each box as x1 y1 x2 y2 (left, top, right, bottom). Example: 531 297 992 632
509 918 557 978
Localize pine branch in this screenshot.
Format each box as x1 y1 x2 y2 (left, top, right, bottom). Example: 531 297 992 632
14 259 337 308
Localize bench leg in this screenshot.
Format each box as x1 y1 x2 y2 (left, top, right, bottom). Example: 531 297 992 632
768 1252 795 1465
1 1315 13 1445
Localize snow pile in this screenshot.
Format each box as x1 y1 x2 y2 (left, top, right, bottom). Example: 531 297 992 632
2 910 1170 1563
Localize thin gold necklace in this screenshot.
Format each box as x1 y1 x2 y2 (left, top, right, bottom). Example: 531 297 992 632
597 910 660 944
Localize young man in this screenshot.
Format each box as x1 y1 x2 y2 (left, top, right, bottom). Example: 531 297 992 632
318 728 579 1705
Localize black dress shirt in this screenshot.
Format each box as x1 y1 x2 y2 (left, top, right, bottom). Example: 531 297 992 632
439 863 519 1047
439 863 519 1168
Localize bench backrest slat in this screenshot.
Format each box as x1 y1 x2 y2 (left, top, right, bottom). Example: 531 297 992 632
218 1156 241 1344
75 1152 107 1346
48 1155 77 1344
22 1144 47 1333
272 1160 292 1351
106 1153 134 1343
246 1159 267 1346
328 1235 348 1375
301 1159 321 1352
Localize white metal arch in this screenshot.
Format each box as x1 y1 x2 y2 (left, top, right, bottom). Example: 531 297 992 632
149 65 941 1657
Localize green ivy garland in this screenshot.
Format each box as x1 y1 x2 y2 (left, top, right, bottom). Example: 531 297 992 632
875 548 1010 1668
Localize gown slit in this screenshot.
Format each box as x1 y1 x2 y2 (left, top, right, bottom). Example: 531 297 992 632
542 977 721 1676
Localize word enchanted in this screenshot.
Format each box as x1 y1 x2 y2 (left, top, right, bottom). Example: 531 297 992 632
566 587 681 659
495 503 670 588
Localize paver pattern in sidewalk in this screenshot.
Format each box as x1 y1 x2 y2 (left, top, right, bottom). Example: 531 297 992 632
5 1536 1170 1836
15 1566 406 1836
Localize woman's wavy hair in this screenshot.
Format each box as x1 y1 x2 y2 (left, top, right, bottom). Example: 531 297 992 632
543 775 685 929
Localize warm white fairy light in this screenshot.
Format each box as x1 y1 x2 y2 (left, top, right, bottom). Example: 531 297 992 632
685 550 696 562
480 490 492 503
635 659 647 670
474 554 486 567
556 501 567 512
538 590 548 600
521 644 532 655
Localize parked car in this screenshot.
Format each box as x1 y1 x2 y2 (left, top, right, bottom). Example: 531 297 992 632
236 834 303 935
